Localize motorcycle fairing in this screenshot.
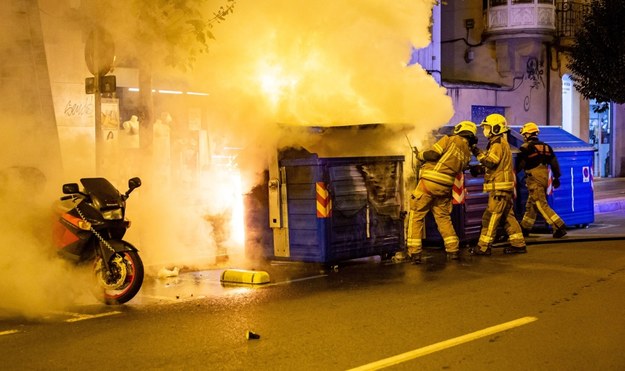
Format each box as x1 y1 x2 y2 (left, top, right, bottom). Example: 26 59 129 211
53 213 91 257
80 178 125 214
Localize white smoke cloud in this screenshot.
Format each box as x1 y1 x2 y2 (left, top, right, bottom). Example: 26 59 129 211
0 0 453 316
190 0 452 183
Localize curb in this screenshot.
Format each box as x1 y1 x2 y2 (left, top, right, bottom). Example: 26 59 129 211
594 198 625 214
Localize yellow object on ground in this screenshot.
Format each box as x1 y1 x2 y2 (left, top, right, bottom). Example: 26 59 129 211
220 269 270 284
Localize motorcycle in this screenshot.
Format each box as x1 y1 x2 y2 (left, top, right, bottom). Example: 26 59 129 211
53 177 144 305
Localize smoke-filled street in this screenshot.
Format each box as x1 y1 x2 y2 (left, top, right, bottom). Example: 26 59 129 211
0 0 451 319
1 210 625 370
1 0 625 369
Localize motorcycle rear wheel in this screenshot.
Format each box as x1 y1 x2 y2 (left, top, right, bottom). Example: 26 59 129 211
93 249 144 305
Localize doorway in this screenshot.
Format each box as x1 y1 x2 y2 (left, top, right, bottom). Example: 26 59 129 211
589 99 612 177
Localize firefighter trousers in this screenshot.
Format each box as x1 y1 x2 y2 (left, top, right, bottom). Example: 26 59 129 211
521 176 566 232
477 191 525 251
406 182 459 255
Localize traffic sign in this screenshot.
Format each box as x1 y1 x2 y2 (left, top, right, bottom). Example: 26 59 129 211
85 27 115 76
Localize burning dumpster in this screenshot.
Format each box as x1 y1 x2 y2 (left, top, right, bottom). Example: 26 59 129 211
244 125 406 264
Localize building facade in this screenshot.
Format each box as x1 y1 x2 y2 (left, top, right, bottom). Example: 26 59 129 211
413 0 624 177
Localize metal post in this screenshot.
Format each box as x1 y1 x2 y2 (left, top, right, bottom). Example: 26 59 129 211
93 28 102 175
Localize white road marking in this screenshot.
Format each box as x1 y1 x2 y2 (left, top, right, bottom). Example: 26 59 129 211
348 316 538 371
0 330 19 336
64 311 122 323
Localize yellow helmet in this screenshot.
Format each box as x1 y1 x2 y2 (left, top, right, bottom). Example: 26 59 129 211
453 120 477 136
480 113 508 135
520 122 540 135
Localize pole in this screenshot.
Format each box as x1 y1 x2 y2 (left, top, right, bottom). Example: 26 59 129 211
95 74 102 175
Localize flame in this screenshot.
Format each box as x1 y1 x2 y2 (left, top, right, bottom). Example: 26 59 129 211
258 62 300 108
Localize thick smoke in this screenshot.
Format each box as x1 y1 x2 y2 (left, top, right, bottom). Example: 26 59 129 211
0 149 96 318
199 0 452 180
128 0 453 270
0 0 453 316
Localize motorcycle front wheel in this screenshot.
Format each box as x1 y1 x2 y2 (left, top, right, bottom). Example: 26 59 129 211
93 249 144 305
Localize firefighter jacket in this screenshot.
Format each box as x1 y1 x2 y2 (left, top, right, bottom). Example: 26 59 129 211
515 136 561 179
476 134 515 193
416 134 472 190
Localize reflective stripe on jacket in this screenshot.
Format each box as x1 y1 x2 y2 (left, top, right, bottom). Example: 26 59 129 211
418 135 471 187
478 135 515 192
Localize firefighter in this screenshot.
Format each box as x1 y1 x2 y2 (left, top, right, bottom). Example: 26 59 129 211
516 122 567 238
470 114 527 255
406 120 477 263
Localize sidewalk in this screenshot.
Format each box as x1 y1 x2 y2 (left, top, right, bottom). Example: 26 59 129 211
593 177 625 213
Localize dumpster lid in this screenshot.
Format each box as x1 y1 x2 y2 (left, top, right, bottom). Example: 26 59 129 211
509 126 594 152
276 123 413 159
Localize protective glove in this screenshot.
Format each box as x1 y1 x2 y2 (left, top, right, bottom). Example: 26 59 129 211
413 147 425 164
552 177 560 189
471 145 481 157
469 165 484 177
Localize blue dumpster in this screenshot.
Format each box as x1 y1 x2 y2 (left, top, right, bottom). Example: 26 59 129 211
244 125 407 264
278 154 404 263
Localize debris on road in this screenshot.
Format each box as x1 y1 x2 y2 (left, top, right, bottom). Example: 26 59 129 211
157 267 180 278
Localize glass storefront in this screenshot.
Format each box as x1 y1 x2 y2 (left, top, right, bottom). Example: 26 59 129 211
589 99 612 177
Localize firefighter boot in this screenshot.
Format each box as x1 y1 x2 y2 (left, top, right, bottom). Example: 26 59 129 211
406 249 422 264
553 228 567 238
409 252 422 264
446 251 459 261
470 246 491 256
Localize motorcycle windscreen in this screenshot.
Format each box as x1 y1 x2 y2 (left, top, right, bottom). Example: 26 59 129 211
80 178 123 210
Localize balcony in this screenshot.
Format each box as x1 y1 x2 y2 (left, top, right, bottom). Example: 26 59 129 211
485 0 556 41
555 1 591 50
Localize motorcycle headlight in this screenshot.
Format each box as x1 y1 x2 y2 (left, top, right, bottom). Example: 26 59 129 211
102 208 123 220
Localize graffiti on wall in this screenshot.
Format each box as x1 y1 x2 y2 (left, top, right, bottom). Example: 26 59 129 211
524 56 545 112
63 96 94 117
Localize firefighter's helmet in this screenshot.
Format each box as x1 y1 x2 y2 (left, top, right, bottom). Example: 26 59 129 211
480 113 508 135
453 120 477 136
520 122 540 136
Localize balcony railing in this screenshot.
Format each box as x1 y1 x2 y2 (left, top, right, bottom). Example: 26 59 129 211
555 1 591 38
486 0 556 36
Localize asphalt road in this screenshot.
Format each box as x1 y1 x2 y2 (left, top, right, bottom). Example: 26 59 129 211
1 212 625 370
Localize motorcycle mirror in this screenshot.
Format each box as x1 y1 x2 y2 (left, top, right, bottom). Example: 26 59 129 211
62 183 80 194
128 177 141 190
124 177 142 199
